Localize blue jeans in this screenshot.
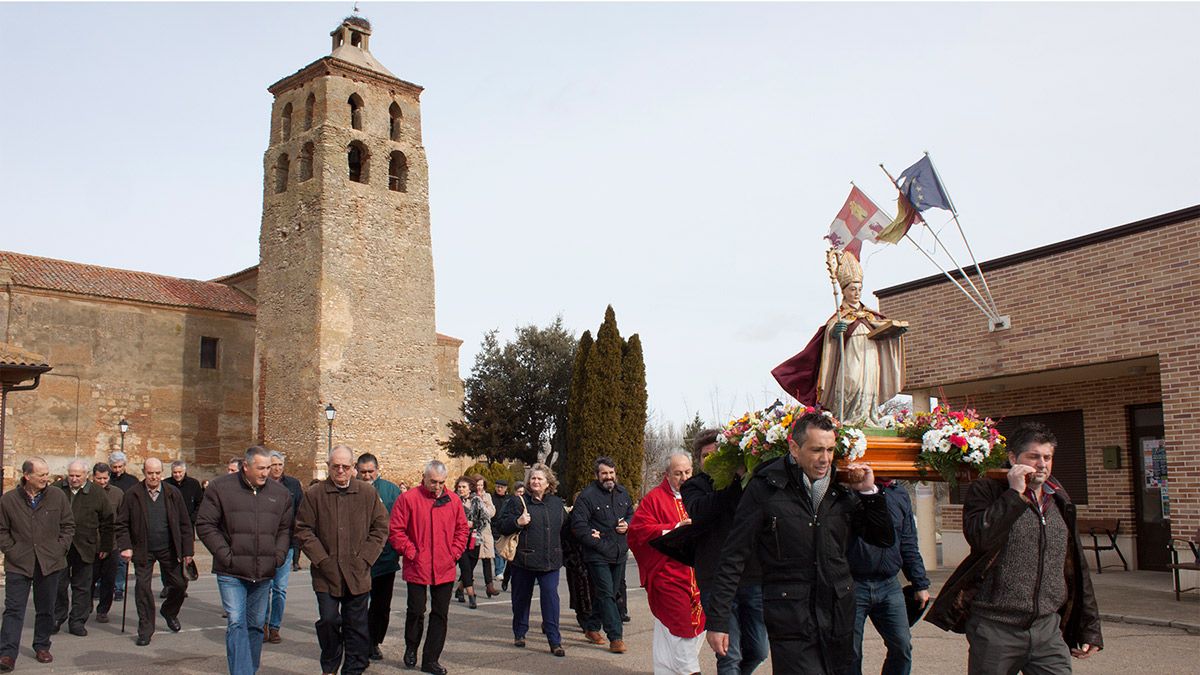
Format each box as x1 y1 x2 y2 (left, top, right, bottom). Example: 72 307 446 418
115 559 127 593
848 576 912 675
700 584 768 675
509 565 561 646
216 575 272 675
267 549 293 630
494 554 507 579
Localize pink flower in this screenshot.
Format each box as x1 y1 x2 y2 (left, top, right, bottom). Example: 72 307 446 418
948 434 968 449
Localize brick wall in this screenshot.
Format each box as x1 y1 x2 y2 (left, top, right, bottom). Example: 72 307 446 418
878 214 1200 538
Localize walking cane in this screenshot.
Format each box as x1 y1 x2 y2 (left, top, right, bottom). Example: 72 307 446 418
120 558 130 633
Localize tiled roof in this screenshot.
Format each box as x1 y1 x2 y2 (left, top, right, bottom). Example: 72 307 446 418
0 251 257 316
0 342 48 368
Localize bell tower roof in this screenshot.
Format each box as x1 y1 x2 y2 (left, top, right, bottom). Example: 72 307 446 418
329 15 397 79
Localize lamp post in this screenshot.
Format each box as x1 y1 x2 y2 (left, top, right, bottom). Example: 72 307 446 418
118 418 129 453
324 404 336 454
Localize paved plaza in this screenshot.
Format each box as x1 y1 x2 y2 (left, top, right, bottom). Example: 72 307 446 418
4 558 1197 673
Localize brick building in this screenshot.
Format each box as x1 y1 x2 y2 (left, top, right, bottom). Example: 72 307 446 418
876 204 1199 571
0 17 464 484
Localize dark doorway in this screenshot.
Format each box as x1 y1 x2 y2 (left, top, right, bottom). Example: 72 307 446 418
1129 404 1170 570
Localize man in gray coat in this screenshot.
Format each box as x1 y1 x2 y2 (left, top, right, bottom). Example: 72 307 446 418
0 457 76 671
54 459 114 636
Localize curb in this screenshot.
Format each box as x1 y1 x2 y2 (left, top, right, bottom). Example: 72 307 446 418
1100 612 1200 635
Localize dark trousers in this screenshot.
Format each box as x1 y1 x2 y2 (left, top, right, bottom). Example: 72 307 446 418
848 577 912 675
457 547 480 587
700 584 768 675
509 565 561 646
134 549 186 640
93 548 120 614
54 549 94 630
405 582 452 665
316 589 371 675
966 613 1072 675
583 560 625 640
1 567 61 660
368 572 396 645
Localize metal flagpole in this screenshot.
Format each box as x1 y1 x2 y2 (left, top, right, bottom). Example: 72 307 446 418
879 164 998 321
923 151 1002 316
902 233 996 321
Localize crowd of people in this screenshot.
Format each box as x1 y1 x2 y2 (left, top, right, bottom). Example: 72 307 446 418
0 413 1103 674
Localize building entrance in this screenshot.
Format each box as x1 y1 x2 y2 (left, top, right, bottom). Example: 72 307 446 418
1129 404 1169 570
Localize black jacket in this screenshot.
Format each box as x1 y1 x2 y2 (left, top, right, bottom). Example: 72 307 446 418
706 456 894 673
111 472 139 493
569 481 634 564
491 491 513 531
496 493 568 572
164 475 204 524
926 477 1103 649
196 471 293 582
115 482 195 564
55 480 114 561
680 471 761 591
278 474 305 544
847 482 930 590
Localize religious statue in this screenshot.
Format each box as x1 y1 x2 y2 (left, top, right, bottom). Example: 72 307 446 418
771 250 907 426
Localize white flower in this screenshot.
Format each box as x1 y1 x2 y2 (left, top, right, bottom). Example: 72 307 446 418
739 433 754 451
841 428 867 462
878 414 896 429
765 424 785 444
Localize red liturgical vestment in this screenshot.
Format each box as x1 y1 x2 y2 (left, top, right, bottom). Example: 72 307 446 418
629 478 705 639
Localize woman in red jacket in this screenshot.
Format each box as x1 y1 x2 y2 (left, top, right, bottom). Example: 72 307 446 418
388 461 469 675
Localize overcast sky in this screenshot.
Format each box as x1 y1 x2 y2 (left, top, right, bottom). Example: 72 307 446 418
3 2 1197 429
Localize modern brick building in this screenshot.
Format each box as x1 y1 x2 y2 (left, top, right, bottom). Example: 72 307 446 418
876 205 1199 572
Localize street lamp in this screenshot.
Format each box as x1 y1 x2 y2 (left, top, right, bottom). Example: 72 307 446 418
118 418 129 453
324 404 336 453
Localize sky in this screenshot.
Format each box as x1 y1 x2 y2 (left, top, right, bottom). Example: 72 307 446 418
2 2 1198 429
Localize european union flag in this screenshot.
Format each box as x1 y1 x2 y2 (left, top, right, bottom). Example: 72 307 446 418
898 156 952 212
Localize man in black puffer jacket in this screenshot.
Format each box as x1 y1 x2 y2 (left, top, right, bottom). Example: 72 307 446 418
196 446 293 675
569 456 634 653
705 412 894 675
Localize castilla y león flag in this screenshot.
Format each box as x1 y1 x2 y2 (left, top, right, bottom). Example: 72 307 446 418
825 186 891 260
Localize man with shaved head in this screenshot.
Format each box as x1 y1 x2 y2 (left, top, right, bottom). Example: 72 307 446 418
115 457 194 646
0 457 75 670
53 459 114 636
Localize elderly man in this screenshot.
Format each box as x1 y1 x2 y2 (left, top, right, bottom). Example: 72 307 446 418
927 423 1103 674
705 411 894 674
389 460 468 675
116 458 194 646
296 446 389 675
0 458 75 670
570 456 635 653
355 452 403 661
630 452 706 675
165 460 204 528
91 462 125 623
264 450 304 644
108 451 138 602
197 446 293 675
54 460 114 637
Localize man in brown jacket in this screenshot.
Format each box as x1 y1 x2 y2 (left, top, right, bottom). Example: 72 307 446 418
0 457 75 671
116 457 194 646
295 445 389 675
53 459 114 636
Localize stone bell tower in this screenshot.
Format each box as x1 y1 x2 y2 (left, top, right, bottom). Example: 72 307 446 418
255 16 443 480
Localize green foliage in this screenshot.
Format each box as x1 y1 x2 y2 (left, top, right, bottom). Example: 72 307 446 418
442 318 576 465
462 461 524 492
681 412 706 454
576 306 624 495
619 334 648 497
564 331 593 497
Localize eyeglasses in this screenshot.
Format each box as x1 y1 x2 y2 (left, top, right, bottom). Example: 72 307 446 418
330 464 353 473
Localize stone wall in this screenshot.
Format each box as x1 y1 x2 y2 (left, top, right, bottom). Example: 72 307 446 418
0 288 254 485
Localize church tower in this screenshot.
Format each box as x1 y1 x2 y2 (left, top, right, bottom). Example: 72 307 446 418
255 16 443 479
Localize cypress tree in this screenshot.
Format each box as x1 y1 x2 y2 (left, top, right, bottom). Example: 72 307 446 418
565 330 593 497
620 333 648 497
576 306 623 495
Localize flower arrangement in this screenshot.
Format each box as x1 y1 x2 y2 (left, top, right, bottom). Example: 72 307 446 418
704 402 866 489
896 405 1006 488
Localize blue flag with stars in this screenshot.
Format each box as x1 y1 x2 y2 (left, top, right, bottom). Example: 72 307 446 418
898 156 951 212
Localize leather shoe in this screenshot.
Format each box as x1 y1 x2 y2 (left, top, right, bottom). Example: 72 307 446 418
161 609 181 633
35 650 52 664
0 655 13 672
369 644 383 660
267 627 281 644
609 639 626 654
96 613 109 623
403 647 417 668
583 630 605 645
420 662 448 675
69 626 87 637
136 636 151 646
550 644 565 657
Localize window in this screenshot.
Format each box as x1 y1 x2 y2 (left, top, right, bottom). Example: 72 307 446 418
348 93 364 131
200 337 219 369
348 141 369 183
298 143 314 182
280 102 292 141
274 153 289 193
304 93 315 130
389 102 403 141
388 151 408 192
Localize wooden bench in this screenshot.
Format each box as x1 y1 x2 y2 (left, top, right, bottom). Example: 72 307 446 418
1168 527 1200 601
1076 518 1128 573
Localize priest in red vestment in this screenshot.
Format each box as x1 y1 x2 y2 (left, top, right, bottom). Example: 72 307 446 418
630 452 706 675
